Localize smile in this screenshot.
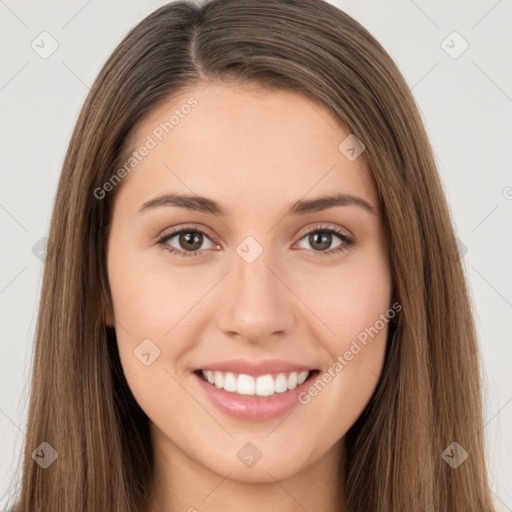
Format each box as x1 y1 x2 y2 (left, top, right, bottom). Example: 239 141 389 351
193 367 320 421
198 369 311 397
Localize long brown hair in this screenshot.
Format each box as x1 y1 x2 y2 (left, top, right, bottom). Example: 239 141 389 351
9 0 495 510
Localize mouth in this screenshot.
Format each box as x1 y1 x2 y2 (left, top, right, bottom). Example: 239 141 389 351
191 359 322 421
193 368 320 397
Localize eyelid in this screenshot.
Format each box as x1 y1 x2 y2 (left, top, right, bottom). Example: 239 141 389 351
295 222 353 241
156 223 219 244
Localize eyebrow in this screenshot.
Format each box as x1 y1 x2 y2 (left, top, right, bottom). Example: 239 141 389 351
138 192 378 216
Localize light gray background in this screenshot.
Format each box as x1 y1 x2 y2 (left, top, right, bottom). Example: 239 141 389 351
1 0 511 509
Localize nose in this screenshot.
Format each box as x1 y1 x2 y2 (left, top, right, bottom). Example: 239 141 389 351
216 244 297 344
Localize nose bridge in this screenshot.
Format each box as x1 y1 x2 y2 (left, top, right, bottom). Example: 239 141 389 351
235 239 276 298
216 236 294 340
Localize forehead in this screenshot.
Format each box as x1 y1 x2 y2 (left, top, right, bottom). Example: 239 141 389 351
117 81 378 213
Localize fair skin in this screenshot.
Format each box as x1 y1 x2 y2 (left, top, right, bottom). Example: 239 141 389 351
106 81 392 512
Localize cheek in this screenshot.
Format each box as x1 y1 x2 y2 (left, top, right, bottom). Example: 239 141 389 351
107 257 202 419
296 247 392 349
106 236 192 380
293 248 392 430
107 236 205 338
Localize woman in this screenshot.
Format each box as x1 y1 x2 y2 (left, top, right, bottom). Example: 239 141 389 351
9 0 496 510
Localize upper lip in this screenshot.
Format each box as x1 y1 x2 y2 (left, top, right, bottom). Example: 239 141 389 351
196 358 317 376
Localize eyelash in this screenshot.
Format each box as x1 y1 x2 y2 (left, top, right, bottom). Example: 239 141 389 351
156 224 355 258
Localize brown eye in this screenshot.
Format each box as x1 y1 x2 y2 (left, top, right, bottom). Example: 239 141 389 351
296 227 353 255
308 231 335 251
157 227 218 257
178 231 204 251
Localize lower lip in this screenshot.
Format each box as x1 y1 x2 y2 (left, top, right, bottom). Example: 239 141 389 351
193 371 319 421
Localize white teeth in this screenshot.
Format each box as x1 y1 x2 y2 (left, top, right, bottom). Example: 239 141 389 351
255 375 274 396
201 370 311 396
214 371 224 388
223 372 237 392
297 370 309 385
286 372 297 390
274 373 288 393
237 374 255 395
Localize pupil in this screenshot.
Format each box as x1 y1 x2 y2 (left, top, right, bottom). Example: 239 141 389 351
180 232 202 251
310 232 331 251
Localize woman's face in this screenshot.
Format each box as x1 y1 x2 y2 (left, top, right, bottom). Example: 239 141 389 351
106 81 392 484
